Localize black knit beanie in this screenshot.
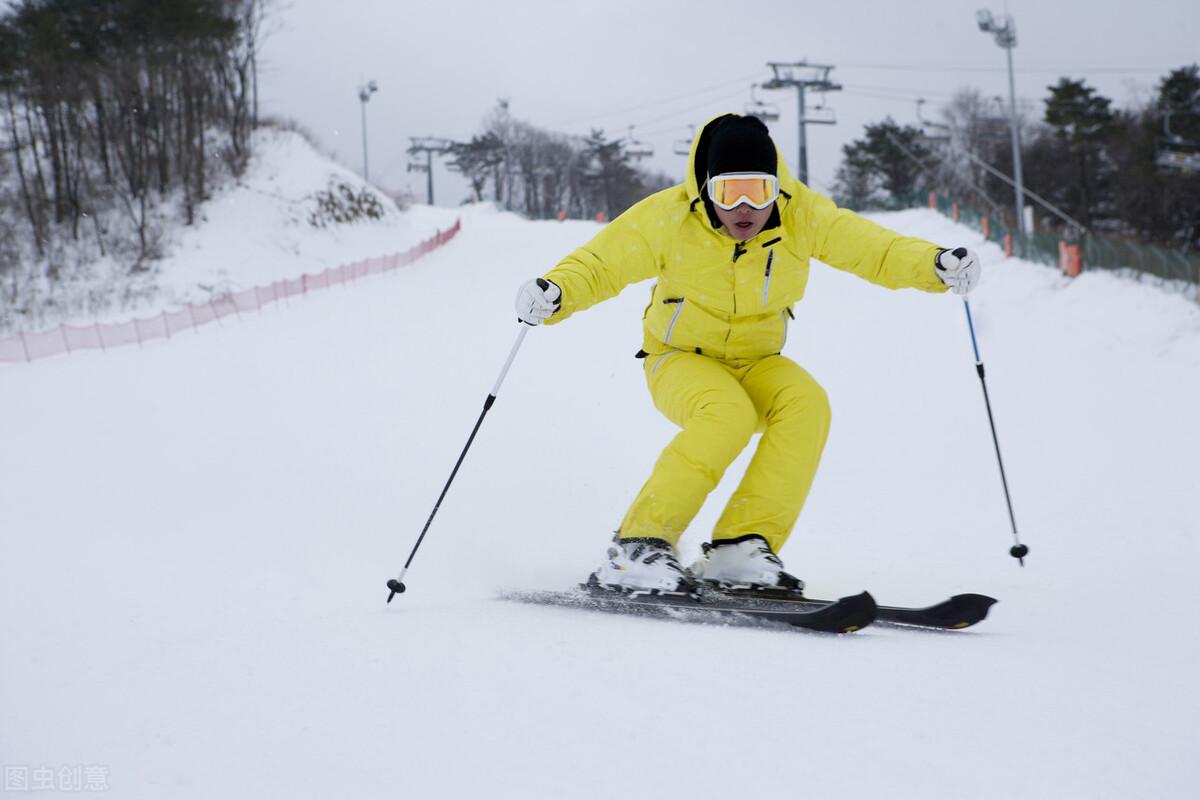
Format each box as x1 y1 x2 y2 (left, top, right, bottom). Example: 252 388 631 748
706 115 777 177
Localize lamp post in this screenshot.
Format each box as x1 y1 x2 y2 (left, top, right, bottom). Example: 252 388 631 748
358 79 378 182
976 10 1027 238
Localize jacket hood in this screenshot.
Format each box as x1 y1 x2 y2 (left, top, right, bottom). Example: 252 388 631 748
684 114 803 223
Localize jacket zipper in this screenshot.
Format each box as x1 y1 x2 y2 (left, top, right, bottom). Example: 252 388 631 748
663 297 684 344
762 249 775 306
780 307 792 350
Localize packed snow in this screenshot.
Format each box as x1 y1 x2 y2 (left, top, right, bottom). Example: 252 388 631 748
2 194 1199 797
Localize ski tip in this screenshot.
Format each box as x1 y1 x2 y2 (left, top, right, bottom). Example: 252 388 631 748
950 593 998 612
828 591 878 633
943 593 998 628
954 592 998 606
844 590 876 608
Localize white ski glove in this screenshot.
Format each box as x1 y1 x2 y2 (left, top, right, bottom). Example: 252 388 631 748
515 278 562 325
935 247 981 295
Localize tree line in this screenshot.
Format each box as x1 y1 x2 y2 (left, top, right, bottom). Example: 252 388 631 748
831 65 1200 253
0 0 265 270
447 101 675 222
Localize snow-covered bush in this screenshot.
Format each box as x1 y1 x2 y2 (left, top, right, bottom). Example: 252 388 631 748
307 182 388 228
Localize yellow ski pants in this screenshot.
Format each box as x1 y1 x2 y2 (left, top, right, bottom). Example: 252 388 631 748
619 351 831 553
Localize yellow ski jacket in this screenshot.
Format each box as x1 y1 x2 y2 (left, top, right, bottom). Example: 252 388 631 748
543 115 947 361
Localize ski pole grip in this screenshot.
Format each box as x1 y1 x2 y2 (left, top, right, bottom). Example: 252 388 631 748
490 325 529 399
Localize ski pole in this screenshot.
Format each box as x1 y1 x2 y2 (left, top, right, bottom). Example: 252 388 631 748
386 324 530 601
961 298 1029 566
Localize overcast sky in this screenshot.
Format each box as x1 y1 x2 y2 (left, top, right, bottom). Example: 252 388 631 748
256 0 1199 205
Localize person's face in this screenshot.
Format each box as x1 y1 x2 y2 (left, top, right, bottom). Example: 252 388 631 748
714 201 773 241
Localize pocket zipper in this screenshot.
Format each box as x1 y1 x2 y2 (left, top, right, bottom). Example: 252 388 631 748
663 297 684 344
762 250 775 306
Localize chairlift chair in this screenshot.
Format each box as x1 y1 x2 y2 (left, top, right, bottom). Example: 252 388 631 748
917 128 950 145
980 119 1009 141
1155 110 1200 174
673 125 695 156
799 91 837 126
744 84 781 123
801 106 836 125
624 126 654 159
1155 143 1200 173
915 99 950 143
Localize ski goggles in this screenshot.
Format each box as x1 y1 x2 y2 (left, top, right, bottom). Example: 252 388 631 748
706 172 780 210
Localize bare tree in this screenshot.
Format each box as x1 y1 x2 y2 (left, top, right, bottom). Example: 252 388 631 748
470 102 671 221
0 0 273 327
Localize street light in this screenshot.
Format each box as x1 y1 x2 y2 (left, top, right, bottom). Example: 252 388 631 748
358 79 378 182
977 10 1027 237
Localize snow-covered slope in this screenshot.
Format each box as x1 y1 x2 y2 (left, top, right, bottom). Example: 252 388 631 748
6 127 460 333
153 127 460 307
2 205 1198 799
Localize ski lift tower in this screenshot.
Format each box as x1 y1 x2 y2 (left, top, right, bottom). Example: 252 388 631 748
407 137 455 205
977 9 1028 236
762 61 841 185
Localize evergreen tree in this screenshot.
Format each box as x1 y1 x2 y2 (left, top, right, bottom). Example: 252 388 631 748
830 118 930 208
1149 65 1200 249
447 132 504 201
1158 65 1200 105
1043 78 1115 226
581 129 637 220
831 139 881 209
1156 64 1200 139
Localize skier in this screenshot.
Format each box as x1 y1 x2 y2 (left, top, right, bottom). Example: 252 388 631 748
514 114 981 595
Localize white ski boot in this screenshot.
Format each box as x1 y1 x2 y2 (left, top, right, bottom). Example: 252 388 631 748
688 534 804 592
589 537 694 595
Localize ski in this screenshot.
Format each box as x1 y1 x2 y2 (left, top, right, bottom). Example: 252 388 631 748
703 586 998 630
504 584 877 634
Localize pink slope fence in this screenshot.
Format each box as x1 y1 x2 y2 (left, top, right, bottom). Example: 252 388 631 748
0 220 461 365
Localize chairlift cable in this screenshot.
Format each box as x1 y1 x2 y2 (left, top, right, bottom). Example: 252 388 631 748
839 62 1176 75
617 86 756 134
545 71 771 129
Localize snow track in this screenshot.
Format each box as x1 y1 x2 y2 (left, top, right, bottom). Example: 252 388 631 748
3 204 1198 798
